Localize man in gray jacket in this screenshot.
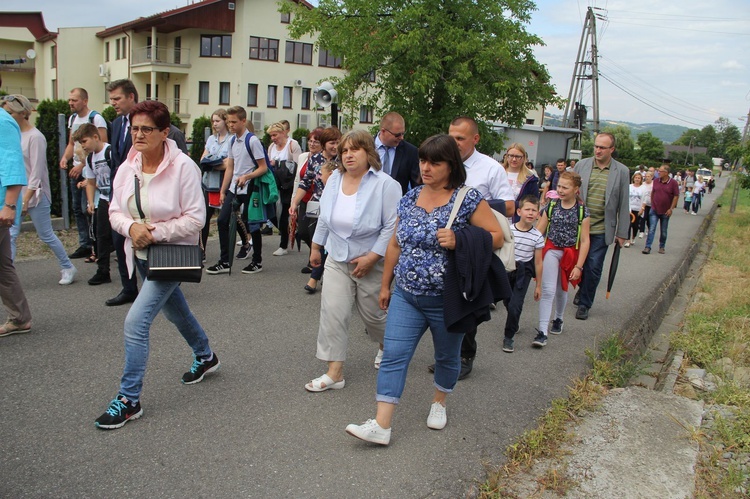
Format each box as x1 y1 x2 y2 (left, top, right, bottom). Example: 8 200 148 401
573 132 629 320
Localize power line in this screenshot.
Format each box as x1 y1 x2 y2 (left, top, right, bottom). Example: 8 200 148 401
599 72 709 127
598 56 723 119
607 20 750 36
605 9 747 21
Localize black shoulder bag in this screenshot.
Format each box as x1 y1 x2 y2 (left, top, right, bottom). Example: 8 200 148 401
133 175 203 283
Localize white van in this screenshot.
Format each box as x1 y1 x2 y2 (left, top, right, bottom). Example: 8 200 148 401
696 167 713 182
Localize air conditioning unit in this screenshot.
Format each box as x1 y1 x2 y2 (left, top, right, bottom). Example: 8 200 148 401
298 114 309 130
293 79 303 88
98 64 107 77
228 2 235 10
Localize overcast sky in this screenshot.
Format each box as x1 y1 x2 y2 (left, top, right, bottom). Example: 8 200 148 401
5 0 750 129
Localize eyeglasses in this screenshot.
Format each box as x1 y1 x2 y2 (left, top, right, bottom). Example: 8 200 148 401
130 126 162 135
383 128 405 138
308 139 320 145
507 154 524 160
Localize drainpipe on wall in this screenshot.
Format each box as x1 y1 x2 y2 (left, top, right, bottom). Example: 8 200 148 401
123 28 131 80
150 26 157 101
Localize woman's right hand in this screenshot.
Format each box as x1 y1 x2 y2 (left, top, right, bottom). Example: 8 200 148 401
379 287 391 310
310 247 322 267
289 204 297 217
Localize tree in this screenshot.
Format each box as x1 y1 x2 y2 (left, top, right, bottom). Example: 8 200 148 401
34 99 72 217
283 0 556 151
672 128 700 146
699 125 718 156
602 124 635 161
636 131 664 162
189 115 211 164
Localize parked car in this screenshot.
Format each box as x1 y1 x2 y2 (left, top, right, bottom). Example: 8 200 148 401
696 167 714 182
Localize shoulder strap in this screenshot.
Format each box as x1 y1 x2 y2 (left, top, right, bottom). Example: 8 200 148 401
86 152 93 169
245 132 260 170
445 186 471 230
575 203 584 250
133 176 145 220
104 145 112 166
544 200 557 243
88 110 98 124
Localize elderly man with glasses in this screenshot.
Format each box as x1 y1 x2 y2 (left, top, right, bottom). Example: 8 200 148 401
374 112 420 195
573 132 630 320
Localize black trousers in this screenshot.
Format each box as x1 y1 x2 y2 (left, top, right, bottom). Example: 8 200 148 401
503 260 535 339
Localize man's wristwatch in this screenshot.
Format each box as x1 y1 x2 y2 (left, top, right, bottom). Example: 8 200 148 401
5 203 17 211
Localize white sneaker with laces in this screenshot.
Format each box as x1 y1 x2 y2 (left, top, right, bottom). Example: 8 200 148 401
427 402 447 430
59 267 77 285
374 349 384 369
345 419 391 445
273 247 288 256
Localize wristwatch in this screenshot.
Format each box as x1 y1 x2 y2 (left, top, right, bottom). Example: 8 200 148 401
5 203 16 210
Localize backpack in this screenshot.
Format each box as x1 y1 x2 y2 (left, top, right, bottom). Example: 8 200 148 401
231 132 279 203
70 110 112 143
545 200 585 249
447 186 516 272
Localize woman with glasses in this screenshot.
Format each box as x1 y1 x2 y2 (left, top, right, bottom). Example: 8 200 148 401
290 127 341 293
95 100 219 430
503 143 539 222
2 94 77 285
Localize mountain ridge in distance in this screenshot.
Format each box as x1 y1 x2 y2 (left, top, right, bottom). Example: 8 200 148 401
544 113 688 144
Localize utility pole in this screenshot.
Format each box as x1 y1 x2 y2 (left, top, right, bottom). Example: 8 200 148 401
563 7 602 135
730 106 750 213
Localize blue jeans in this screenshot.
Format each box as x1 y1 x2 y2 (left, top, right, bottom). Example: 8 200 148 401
578 233 609 309
376 286 464 404
10 194 74 269
646 211 670 250
70 176 92 249
119 259 213 402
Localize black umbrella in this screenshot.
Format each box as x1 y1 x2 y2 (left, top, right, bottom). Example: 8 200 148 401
606 243 621 299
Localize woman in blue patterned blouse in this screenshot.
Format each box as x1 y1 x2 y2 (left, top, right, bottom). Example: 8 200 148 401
345 134 503 446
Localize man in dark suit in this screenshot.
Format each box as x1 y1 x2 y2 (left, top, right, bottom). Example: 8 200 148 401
105 79 189 306
374 112 420 195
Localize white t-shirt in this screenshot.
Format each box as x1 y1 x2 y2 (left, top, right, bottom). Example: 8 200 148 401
511 224 545 263
83 145 112 202
127 172 156 260
330 183 357 239
628 183 647 211
227 130 266 194
464 149 514 202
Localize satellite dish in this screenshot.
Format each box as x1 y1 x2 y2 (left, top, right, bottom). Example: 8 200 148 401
26 49 36 60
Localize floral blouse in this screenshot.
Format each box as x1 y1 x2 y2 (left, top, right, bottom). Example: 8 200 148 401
394 185 483 296
546 201 590 248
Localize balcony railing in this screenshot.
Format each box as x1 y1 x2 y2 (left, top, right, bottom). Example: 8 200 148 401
132 46 191 66
0 54 35 72
1 86 37 100
146 97 190 117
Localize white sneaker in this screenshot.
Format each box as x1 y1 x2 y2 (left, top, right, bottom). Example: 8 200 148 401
374 349 384 369
272 247 288 256
59 267 77 285
345 418 391 445
427 402 447 430
638 232 644 239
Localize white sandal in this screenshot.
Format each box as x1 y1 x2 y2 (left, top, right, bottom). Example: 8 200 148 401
305 373 345 392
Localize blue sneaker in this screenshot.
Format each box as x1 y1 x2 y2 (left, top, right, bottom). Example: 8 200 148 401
95 395 143 430
181 354 220 384
532 330 548 348
550 319 563 335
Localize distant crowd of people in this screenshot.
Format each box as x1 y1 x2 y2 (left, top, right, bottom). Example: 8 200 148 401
0 85 714 444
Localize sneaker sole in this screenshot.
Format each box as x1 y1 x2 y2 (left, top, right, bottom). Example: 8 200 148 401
427 419 447 430
550 326 563 335
502 347 514 353
236 254 250 260
0 328 32 338
182 361 221 385
95 408 143 430
532 341 547 348
206 268 230 275
345 427 390 445
241 268 263 274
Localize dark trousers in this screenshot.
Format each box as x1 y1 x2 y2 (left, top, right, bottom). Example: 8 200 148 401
638 205 651 233
271 189 292 249
94 199 114 275
460 327 478 360
503 260 534 339
629 210 640 240
70 176 92 249
112 230 138 296
217 191 254 265
578 233 609 309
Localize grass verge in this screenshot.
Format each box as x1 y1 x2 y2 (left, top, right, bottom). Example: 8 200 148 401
478 335 639 498
669 180 750 498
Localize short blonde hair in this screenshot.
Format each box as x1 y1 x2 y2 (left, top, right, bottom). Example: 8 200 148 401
2 94 34 119
267 122 286 134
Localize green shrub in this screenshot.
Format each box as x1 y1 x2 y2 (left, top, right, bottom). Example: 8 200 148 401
101 106 117 123
34 99 72 217
189 115 211 164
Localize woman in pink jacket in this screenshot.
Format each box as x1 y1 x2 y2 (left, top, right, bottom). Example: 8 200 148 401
95 101 220 430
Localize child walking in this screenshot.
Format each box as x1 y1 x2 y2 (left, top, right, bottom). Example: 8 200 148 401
683 187 693 213
534 171 590 348
502 195 544 353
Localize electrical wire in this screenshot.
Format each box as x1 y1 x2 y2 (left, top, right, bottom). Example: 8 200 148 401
599 72 708 127
606 20 750 36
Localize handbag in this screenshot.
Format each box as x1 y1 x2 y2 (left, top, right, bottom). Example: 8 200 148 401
445 186 516 272
305 200 320 219
133 176 203 283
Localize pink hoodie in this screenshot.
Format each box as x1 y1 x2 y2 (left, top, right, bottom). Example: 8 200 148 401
109 138 206 277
